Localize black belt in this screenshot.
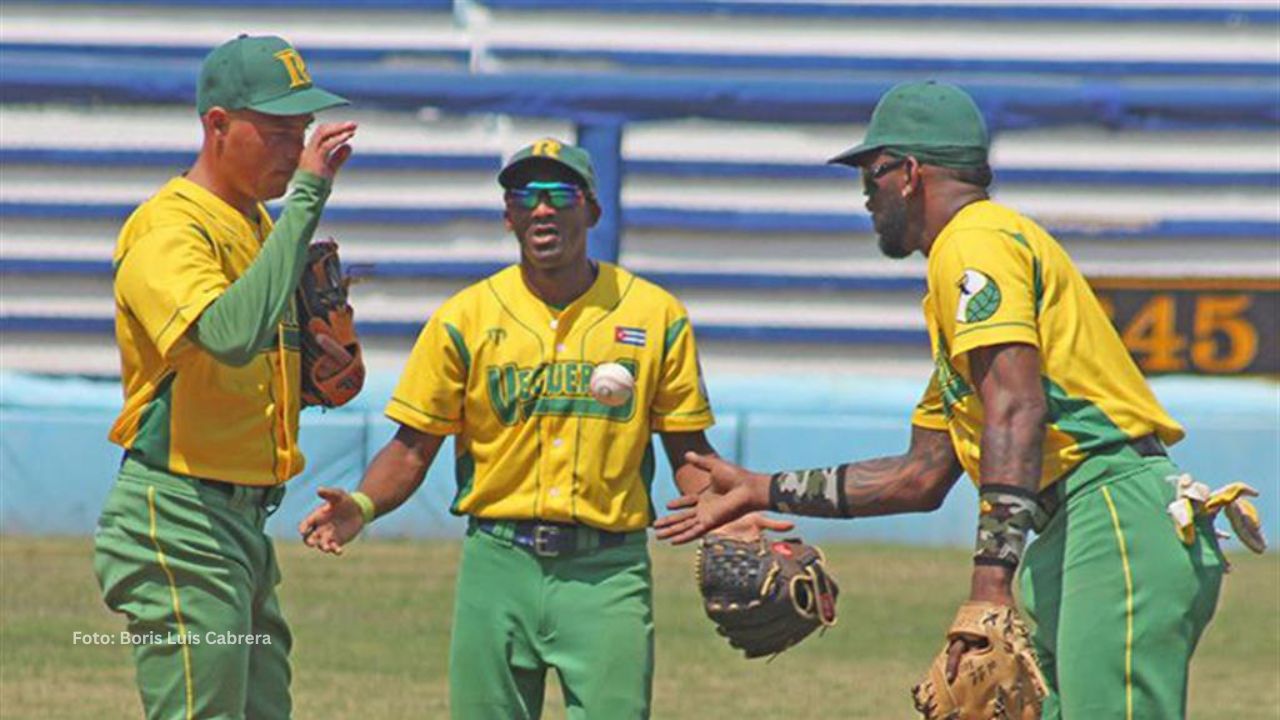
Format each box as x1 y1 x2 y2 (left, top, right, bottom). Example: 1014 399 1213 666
473 518 634 557
1036 434 1166 527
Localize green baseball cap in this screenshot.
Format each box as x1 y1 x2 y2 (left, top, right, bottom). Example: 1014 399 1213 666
196 35 348 116
498 138 598 195
829 80 989 169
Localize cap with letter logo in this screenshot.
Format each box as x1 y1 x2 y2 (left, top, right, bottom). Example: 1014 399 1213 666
197 34 348 116
499 138 598 195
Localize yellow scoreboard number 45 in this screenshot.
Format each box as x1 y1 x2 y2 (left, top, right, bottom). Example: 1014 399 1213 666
1091 280 1277 375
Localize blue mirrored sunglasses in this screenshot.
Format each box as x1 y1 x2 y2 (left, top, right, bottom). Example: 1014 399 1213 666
504 181 585 210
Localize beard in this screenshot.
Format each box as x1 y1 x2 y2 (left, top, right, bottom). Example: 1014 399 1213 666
874 197 912 259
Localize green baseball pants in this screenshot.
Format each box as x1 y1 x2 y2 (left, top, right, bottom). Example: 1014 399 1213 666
1020 447 1225 719
449 523 654 720
93 456 292 719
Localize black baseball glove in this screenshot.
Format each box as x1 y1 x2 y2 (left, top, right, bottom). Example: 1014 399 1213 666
696 535 838 659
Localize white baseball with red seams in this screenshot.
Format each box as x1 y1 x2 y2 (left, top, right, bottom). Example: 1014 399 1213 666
589 362 634 407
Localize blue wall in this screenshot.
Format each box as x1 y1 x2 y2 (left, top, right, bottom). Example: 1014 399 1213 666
1 372 1275 550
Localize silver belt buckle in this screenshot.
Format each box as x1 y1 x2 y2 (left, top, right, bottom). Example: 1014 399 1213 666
532 525 561 557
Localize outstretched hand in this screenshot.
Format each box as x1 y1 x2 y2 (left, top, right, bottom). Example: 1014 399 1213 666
298 486 365 555
654 452 774 544
298 121 357 180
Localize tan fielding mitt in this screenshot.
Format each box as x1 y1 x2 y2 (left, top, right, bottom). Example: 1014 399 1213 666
911 602 1047 720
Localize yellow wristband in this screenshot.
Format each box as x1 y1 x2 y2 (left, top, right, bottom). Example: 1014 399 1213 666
350 491 376 526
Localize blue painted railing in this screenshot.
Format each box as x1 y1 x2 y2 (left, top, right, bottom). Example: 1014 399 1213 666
4 42 1274 79
481 1 1280 25
3 46 1277 264
4 52 1276 131
2 202 1273 239
3 148 1276 188
31 0 453 7
26 0 1280 25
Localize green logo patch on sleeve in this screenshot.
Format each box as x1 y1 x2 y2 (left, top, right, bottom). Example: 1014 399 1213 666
955 269 1002 323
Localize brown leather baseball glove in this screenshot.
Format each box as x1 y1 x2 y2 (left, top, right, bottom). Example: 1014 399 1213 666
696 536 838 659
296 238 364 408
911 602 1048 720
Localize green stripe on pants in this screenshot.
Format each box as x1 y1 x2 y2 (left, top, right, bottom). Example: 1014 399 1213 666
449 525 654 720
1019 449 1225 719
92 458 292 719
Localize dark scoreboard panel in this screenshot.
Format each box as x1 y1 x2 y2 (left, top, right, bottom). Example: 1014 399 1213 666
1089 278 1279 375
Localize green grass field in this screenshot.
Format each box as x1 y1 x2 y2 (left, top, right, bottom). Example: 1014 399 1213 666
2 537 1276 718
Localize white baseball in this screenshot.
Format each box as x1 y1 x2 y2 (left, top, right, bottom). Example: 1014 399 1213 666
589 363 635 407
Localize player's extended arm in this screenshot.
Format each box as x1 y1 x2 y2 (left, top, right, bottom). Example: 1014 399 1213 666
658 430 794 540
299 424 445 555
654 425 962 544
843 426 966 517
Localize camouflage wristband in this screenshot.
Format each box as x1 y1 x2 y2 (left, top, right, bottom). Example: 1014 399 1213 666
974 484 1044 569
768 465 850 517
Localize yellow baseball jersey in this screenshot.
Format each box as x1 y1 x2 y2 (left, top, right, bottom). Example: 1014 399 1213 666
109 177 303 486
911 200 1183 489
387 263 714 531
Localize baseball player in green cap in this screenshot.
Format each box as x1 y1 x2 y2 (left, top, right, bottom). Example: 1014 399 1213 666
93 34 355 719
658 81 1248 719
300 137 792 719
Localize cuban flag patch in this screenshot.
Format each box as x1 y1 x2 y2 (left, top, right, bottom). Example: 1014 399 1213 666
614 326 647 347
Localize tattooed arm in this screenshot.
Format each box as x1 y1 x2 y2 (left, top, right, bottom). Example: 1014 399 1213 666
653 424 964 544
844 425 965 517
767 425 965 517
932 343 1048 681
971 343 1046 499
966 342 1047 605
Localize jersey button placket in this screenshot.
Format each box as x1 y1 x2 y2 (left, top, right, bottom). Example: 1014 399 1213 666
544 323 572 516
541 426 567 515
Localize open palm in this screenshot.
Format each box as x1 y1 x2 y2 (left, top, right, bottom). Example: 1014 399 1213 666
298 487 365 555
654 452 775 544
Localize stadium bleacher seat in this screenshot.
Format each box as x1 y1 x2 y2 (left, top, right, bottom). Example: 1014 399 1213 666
1 0 1276 376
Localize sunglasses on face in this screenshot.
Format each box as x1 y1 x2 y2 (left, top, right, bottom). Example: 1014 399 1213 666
862 157 908 197
504 182 585 210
